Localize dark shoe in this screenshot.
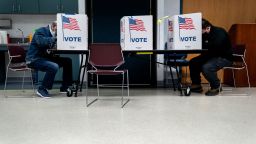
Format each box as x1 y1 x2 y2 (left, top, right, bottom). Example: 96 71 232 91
190 84 203 93
36 87 50 98
205 87 222 96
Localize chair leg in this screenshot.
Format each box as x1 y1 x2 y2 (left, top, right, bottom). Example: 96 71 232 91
175 67 181 86
29 69 35 95
184 66 188 84
169 66 176 91
86 71 130 108
219 80 222 95
4 68 9 98
175 66 183 96
86 73 98 107
219 75 231 96
96 75 100 97
80 66 87 92
22 71 26 92
127 71 130 98
121 73 124 107
85 72 89 106
121 71 130 108
245 65 251 88
220 68 250 96
232 69 236 87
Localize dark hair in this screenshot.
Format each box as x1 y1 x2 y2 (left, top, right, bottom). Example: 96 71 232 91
202 18 212 29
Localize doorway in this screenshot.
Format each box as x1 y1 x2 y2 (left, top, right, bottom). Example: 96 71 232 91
86 0 157 87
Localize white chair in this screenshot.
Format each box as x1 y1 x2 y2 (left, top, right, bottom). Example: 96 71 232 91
221 44 250 96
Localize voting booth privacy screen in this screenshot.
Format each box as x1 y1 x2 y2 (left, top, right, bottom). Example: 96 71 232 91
120 15 153 50
57 14 88 50
167 13 202 50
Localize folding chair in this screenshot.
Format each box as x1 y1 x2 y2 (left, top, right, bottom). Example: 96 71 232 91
165 53 190 96
86 43 129 108
4 46 35 97
221 44 250 95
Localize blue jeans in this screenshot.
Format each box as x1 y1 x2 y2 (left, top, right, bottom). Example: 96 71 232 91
189 55 232 89
28 56 73 89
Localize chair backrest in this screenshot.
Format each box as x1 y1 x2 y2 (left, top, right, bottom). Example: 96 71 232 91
232 44 246 62
8 46 26 63
89 43 124 68
232 44 246 56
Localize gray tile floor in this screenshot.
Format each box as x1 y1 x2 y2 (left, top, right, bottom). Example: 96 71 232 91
0 87 256 144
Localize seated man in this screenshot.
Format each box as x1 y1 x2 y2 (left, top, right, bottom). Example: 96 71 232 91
26 21 73 98
189 18 233 96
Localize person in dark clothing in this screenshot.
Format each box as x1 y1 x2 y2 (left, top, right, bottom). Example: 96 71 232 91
189 18 233 96
26 21 73 98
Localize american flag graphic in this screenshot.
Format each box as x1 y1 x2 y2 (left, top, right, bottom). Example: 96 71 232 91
178 16 195 30
129 18 146 31
62 16 80 30
168 21 173 32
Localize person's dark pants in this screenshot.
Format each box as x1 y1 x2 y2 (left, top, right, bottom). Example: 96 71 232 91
189 55 232 89
28 57 73 89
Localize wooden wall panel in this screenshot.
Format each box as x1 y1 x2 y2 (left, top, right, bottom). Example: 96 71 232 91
183 0 256 85
225 24 256 87
183 0 256 31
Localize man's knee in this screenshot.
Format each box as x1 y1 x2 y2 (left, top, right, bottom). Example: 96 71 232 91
48 62 59 73
202 63 219 77
202 63 211 73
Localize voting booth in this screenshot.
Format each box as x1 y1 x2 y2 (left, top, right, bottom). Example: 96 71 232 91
57 14 88 50
167 13 202 50
120 15 153 50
